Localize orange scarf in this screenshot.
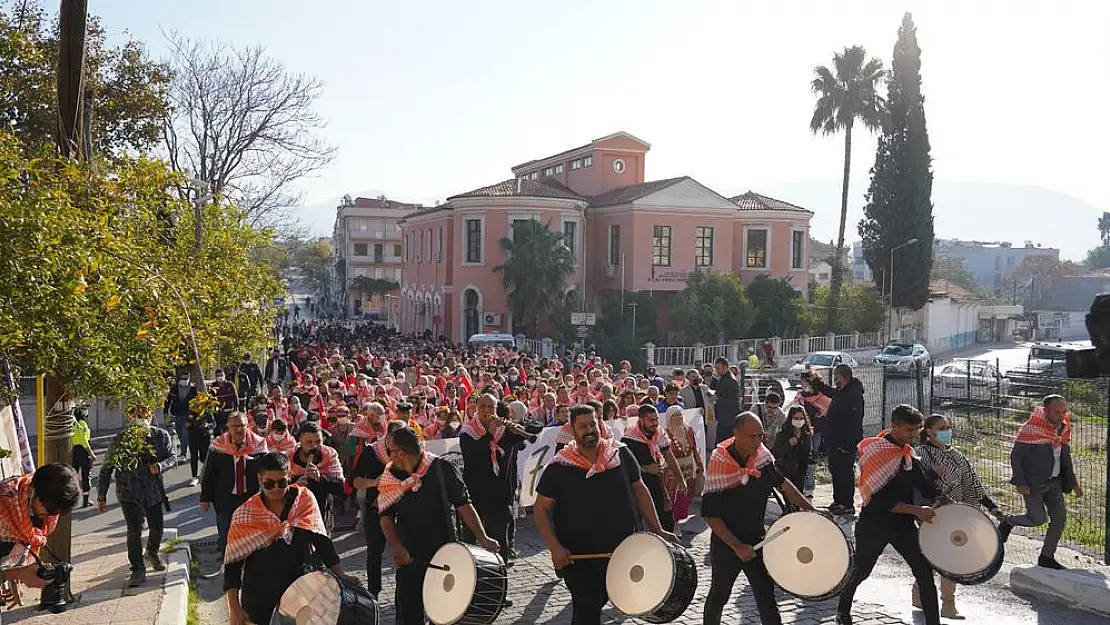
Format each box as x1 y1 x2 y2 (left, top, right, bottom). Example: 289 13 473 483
552 438 623 478
0 475 57 558
858 430 916 506
461 417 505 476
377 452 436 512
289 444 344 481
265 431 296 455
224 486 328 564
352 417 385 441
554 422 574 447
703 440 774 494
210 430 268 458
1015 406 1072 449
622 421 670 464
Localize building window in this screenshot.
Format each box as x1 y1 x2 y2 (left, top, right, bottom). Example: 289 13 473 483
465 219 482 263
555 164 564 174
418 231 424 261
791 230 804 270
373 243 384 262
530 172 538 180
609 225 621 266
543 167 555 177
393 244 402 257
695 226 714 267
746 228 768 268
583 156 593 167
652 225 672 267
563 221 577 263
353 243 368 256
374 267 384 279
571 159 582 170
464 289 480 340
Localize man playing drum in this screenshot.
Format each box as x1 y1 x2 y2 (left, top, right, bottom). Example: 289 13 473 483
378 426 500 625
836 405 940 625
702 412 814 625
534 405 679 625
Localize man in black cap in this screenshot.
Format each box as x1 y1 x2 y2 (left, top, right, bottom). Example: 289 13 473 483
396 402 414 427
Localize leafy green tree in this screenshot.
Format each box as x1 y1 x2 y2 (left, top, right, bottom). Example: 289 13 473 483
810 284 885 333
0 131 280 406
931 257 981 295
493 220 575 335
859 13 935 311
1098 211 1110 246
1085 245 1110 270
293 239 334 296
350 276 400 298
810 45 885 331
746 276 812 337
1008 255 1081 309
0 0 171 156
672 270 755 344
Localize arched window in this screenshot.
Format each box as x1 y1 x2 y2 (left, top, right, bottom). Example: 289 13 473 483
464 289 480 340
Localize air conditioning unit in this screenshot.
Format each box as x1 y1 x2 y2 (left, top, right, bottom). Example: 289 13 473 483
434 251 442 263
603 264 617 278
483 313 503 326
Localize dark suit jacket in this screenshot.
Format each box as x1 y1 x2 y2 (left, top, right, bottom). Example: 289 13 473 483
200 449 266 505
1011 442 1078 494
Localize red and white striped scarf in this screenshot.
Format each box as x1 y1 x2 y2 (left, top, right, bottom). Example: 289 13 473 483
376 452 436 512
858 430 916 506
210 430 268 458
265 431 296 455
622 421 670 464
552 438 623 478
224 487 327 565
703 440 774 494
0 475 57 558
1015 406 1072 450
461 417 505 476
554 422 574 447
288 444 344 481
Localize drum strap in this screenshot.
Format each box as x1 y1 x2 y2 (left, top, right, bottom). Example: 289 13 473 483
280 488 321 576
620 464 644 533
434 459 460 542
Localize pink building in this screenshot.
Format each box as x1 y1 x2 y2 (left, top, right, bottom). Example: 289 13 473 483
398 132 814 341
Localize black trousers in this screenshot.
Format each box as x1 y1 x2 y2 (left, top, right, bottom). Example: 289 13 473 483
471 498 512 560
828 446 857 509
395 561 430 625
120 500 164 571
562 559 608 625
72 446 93 493
363 506 386 595
839 520 939 625
703 542 781 625
187 426 211 478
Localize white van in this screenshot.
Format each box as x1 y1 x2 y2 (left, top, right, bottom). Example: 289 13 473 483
467 333 517 350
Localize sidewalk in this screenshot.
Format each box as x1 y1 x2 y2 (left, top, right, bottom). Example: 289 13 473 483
2 526 188 625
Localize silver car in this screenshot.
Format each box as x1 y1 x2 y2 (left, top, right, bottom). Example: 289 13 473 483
788 351 859 386
873 343 931 376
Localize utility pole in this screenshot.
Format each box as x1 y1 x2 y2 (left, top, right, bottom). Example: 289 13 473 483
49 0 90 563
627 301 639 346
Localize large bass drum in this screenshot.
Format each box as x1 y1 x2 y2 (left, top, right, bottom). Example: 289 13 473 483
919 503 1004 585
762 511 854 600
269 570 377 625
605 532 698 624
423 542 508 625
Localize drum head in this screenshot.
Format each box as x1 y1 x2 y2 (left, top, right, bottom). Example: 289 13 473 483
762 512 852 599
606 533 675 616
919 504 1001 577
270 571 342 625
423 543 479 625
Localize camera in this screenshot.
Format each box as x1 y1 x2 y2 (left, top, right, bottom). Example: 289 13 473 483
36 561 75 614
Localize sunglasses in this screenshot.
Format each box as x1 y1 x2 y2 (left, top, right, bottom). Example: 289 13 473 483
262 478 289 490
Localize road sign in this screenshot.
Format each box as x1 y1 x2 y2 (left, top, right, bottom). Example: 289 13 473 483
576 326 589 337
570 312 596 326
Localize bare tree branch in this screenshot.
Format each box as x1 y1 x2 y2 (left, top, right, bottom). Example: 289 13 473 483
161 32 336 236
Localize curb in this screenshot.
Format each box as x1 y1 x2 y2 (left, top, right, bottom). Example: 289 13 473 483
156 528 191 625
1010 565 1110 617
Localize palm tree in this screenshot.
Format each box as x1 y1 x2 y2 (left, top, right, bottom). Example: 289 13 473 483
1098 211 1110 246
493 219 576 335
810 45 885 331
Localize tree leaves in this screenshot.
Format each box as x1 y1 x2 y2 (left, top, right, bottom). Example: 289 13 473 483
672 270 755 344
492 220 576 335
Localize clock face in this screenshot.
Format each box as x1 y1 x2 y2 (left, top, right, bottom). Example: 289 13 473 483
612 159 626 174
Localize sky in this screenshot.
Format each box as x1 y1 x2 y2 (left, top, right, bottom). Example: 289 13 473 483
92 1 1109 256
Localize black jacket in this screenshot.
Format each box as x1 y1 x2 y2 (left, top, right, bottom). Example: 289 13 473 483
164 383 198 421
810 377 865 450
200 448 267 505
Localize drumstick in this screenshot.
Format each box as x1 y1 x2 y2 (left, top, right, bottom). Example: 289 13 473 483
753 526 790 551
568 553 613 561
427 563 451 572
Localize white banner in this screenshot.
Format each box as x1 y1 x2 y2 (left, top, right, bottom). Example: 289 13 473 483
422 409 708 508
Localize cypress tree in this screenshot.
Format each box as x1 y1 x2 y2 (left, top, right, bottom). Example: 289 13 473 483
859 12 936 310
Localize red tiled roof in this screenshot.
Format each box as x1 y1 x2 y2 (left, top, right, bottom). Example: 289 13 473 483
730 191 813 214
929 279 982 301
447 178 586 201
587 177 690 208
349 197 421 209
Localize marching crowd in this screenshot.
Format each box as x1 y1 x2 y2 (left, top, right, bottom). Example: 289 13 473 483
64 318 1082 625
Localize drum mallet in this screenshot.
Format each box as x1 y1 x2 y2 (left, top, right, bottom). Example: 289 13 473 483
753 526 790 551
567 553 613 561
427 563 451 572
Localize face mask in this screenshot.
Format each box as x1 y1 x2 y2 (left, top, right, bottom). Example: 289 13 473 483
935 429 953 445
791 419 806 428
337 417 350 426
177 379 189 386
215 376 225 382
273 431 287 440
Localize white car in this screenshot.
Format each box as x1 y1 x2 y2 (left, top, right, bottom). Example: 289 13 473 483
788 351 859 386
933 360 1010 404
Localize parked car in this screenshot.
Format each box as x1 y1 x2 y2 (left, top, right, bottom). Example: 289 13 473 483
788 351 859 386
933 360 1010 404
1007 342 1086 396
873 343 931 376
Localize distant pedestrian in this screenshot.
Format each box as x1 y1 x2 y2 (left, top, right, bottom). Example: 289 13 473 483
802 364 864 517
72 408 95 508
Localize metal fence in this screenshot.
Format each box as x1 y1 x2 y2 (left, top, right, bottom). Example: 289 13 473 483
927 359 1108 562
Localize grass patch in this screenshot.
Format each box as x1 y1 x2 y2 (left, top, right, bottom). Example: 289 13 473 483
162 536 185 553
187 557 201 625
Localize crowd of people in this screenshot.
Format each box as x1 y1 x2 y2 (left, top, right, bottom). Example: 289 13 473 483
69 316 1083 625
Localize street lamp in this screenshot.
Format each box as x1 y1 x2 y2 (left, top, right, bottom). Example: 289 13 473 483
888 238 920 339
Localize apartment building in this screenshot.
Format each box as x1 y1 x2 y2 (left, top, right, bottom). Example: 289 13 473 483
332 196 420 321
